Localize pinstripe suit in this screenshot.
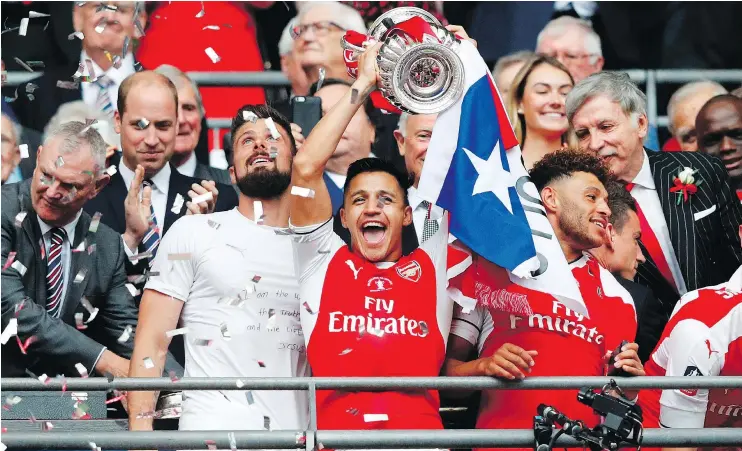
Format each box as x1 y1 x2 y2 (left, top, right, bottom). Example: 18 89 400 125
634 150 742 316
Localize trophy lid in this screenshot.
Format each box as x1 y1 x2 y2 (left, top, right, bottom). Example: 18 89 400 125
368 6 441 41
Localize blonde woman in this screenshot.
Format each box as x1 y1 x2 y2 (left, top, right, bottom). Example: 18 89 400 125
506 54 575 170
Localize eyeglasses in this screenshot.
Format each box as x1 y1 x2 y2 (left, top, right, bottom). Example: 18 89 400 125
291 21 345 39
544 51 600 65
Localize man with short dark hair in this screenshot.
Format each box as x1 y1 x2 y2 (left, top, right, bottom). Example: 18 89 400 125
445 150 644 448
695 94 742 202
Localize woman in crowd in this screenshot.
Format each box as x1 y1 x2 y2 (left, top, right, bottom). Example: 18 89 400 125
505 55 575 170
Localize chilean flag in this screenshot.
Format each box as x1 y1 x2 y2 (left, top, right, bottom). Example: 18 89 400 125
418 41 587 316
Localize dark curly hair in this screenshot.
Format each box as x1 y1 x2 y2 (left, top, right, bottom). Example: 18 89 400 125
529 149 611 193
343 158 411 207
605 180 637 233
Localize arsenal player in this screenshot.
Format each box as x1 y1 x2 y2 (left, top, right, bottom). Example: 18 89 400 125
444 150 645 450
639 226 742 451
289 42 467 431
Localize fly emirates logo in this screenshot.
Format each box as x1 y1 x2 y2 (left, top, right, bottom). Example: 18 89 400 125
328 296 429 337
505 299 605 345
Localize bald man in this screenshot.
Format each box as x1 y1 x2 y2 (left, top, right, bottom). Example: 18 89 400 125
667 81 727 152
696 94 742 199
83 72 237 363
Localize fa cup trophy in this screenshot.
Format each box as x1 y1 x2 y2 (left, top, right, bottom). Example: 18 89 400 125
342 7 465 114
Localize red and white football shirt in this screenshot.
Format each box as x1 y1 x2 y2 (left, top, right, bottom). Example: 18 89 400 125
450 254 637 450
640 265 742 446
291 215 470 430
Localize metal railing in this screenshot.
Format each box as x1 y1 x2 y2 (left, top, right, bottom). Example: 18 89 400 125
3 376 742 449
4 69 742 146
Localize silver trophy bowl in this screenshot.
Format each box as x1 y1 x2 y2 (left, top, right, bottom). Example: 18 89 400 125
343 7 465 114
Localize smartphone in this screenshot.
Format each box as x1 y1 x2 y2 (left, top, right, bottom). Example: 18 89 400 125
291 96 322 137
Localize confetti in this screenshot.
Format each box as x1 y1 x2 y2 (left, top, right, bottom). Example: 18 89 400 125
39 174 54 186
291 186 316 198
103 165 117 177
339 348 353 355
37 374 50 384
165 327 189 337
256 360 266 368
193 339 213 346
242 111 258 123
316 67 326 91
264 416 271 430
143 357 155 369
14 57 34 72
29 11 50 18
134 19 145 37
74 313 87 330
220 323 232 340
18 144 29 159
68 31 84 40
265 117 280 139
202 25 220 31
205 440 217 451
171 193 185 214
207 219 221 230
1 319 18 345
137 118 150 129
17 335 36 354
245 391 255 405
10 260 27 276
73 268 87 283
228 432 237 451
346 407 359 416
57 80 80 90
368 325 384 338
269 147 278 159
55 156 65 168
61 187 78 204
88 441 100 451
302 301 315 314
168 370 179 382
363 413 389 423
254 201 264 224
168 253 191 261
25 61 45 68
196 1 206 18
117 325 133 343
3 252 17 270
94 18 107 33
205 47 221 64
80 297 99 322
89 212 103 233
350 88 359 105
105 390 126 405
190 191 213 204
128 250 152 264
419 321 429 337
75 363 89 378
14 211 27 227
42 421 54 431
112 55 122 69
235 379 245 388
19 18 29 36
104 50 113 62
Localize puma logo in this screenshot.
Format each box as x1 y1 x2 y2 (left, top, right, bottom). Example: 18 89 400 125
705 339 719 359
345 260 362 280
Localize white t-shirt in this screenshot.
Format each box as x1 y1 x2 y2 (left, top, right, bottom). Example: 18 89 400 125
146 209 309 432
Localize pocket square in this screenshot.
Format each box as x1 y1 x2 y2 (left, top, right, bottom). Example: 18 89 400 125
693 204 717 221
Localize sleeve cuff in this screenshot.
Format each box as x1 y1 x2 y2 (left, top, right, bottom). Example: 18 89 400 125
92 346 107 372
121 235 136 258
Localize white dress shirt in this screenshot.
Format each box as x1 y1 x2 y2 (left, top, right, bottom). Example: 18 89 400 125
408 186 445 244
176 152 198 178
80 50 136 111
326 171 346 190
630 151 688 295
118 161 172 256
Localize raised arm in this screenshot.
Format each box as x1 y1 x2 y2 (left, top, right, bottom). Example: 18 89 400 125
290 43 382 227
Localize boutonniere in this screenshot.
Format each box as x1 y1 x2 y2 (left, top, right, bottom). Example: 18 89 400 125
670 167 703 204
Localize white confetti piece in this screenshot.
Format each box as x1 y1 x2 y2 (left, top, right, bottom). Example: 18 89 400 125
202 25 219 30
125 283 140 297
14 211 27 227
193 338 213 346
137 118 150 129
1 318 18 345
19 18 29 36
196 1 205 18
74 268 87 283
74 312 87 330
29 11 50 18
220 323 232 340
363 413 389 423
89 212 102 234
165 327 189 337
242 111 258 123
11 260 27 276
254 201 264 224
205 47 221 63
264 416 271 430
75 363 89 378
207 219 221 230
94 19 106 33
291 186 316 198
80 297 99 322
245 390 255 404
171 193 185 214
143 357 155 369
190 191 213 204
168 253 191 260
42 421 54 431
117 324 133 343
68 31 84 40
19 144 29 159
265 117 280 139
37 374 50 384
339 348 353 356
235 379 245 388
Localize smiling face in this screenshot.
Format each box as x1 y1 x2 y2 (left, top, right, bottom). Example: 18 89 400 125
73 2 145 55
571 95 647 182
173 78 202 158
696 98 742 181
394 114 437 188
537 28 603 83
340 171 412 263
608 210 645 280
115 82 177 178
520 63 573 138
230 117 293 199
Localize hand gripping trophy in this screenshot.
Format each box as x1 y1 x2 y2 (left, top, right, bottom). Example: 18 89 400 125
341 7 466 114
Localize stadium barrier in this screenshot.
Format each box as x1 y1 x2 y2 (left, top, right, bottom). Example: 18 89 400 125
2 376 742 449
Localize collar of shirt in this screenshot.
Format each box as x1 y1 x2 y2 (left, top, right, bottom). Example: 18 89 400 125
37 209 83 242
408 186 442 216
728 265 742 293
568 253 590 269
631 150 655 190
119 160 172 198
80 50 136 86
177 152 198 178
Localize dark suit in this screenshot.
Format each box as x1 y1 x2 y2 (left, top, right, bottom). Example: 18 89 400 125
635 151 742 317
0 180 180 377
193 162 232 186
615 276 668 363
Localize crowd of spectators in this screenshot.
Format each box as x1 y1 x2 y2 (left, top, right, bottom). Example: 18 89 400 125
1 1 742 449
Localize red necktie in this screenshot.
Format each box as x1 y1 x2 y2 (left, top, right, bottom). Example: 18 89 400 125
625 183 678 293
736 190 742 203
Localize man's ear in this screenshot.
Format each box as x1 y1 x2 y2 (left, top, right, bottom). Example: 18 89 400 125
114 110 122 134
393 130 405 156
540 186 559 213
636 113 649 140
605 223 617 250
92 173 111 197
229 166 236 185
72 4 84 33
402 204 413 227
339 207 348 229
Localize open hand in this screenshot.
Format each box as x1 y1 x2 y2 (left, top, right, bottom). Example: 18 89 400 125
123 165 153 249
445 24 477 48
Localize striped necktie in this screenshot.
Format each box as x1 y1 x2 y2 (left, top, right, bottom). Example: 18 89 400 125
95 74 115 119
46 227 67 318
421 200 440 243
140 180 161 264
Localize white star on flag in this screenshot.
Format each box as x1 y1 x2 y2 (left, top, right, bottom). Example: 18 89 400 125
463 141 516 213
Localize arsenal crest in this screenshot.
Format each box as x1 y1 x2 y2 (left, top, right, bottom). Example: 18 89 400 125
396 260 422 282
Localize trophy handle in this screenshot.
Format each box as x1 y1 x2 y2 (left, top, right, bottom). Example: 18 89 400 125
341 35 366 59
